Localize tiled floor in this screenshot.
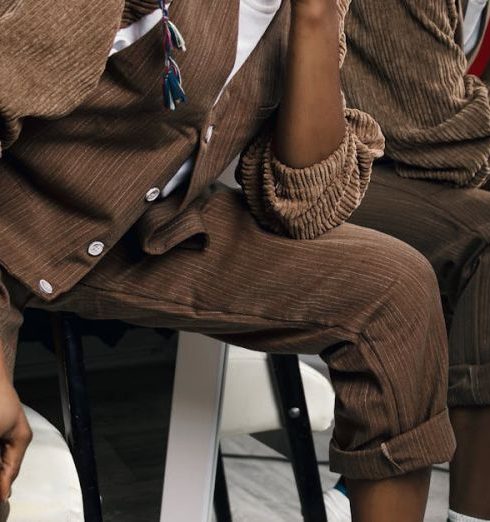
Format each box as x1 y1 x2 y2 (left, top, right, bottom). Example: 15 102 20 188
16 356 451 522
220 433 449 521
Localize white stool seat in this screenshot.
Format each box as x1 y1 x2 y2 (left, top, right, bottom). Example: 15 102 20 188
8 405 84 522
220 346 335 436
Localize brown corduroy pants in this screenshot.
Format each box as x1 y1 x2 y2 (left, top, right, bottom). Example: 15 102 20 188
0 186 456 480
350 163 490 408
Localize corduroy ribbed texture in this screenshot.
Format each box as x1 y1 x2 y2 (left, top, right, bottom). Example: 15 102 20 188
237 0 385 240
0 0 458 482
341 0 490 187
12 186 455 480
0 0 383 297
0 0 265 300
0 0 124 151
238 110 384 239
350 163 490 407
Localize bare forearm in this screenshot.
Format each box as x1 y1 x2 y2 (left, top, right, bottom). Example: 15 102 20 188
273 0 345 168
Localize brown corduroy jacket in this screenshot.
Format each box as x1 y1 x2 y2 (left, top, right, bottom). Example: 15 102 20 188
0 0 383 302
342 0 490 187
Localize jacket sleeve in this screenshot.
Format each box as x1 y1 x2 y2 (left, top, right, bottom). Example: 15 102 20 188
0 1 123 154
341 0 490 188
236 0 385 240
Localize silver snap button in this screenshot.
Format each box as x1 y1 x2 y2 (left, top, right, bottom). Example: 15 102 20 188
204 125 214 144
88 241 105 257
145 187 161 202
39 279 53 295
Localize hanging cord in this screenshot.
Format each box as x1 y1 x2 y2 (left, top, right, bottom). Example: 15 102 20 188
158 0 187 110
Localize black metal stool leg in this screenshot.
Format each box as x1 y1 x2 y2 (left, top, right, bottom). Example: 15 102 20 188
268 354 327 522
213 445 233 522
51 312 103 522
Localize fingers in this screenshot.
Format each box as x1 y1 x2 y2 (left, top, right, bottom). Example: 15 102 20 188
0 415 32 502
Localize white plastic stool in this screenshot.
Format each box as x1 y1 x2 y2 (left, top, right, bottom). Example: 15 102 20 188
221 346 334 436
160 333 335 522
8 405 84 522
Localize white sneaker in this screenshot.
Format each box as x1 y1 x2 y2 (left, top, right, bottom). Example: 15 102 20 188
323 487 352 522
448 510 490 521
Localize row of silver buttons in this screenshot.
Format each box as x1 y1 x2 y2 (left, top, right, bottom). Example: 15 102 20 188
38 123 216 295
38 185 165 295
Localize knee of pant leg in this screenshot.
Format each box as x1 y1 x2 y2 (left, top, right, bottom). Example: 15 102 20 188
372 235 441 319
448 246 490 406
443 237 490 314
401 249 441 312
334 229 444 338
371 239 446 366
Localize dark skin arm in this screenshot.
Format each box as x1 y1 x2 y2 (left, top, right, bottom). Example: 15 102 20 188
274 2 432 521
273 0 345 168
0 349 32 503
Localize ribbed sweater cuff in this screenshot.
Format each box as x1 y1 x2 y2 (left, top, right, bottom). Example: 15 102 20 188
238 111 384 240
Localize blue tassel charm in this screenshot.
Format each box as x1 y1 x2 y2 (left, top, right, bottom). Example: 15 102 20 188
158 0 187 110
164 58 186 110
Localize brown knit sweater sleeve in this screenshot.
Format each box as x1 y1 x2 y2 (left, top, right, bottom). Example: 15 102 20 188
341 0 490 188
236 0 385 240
0 1 124 153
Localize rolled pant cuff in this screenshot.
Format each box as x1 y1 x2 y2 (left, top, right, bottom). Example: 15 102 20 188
449 363 490 407
329 409 456 480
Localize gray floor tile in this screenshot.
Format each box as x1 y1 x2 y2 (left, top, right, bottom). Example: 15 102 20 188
222 433 450 521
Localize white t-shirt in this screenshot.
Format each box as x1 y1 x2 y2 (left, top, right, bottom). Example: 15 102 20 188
110 0 282 198
464 0 488 54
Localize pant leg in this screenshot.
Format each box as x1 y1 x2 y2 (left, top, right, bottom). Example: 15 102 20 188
350 162 490 407
447 250 490 405
27 186 455 480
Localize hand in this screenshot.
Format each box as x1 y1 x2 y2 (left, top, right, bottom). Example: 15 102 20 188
0 374 31 502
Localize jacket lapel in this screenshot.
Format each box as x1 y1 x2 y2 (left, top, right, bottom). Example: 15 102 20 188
179 0 289 209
